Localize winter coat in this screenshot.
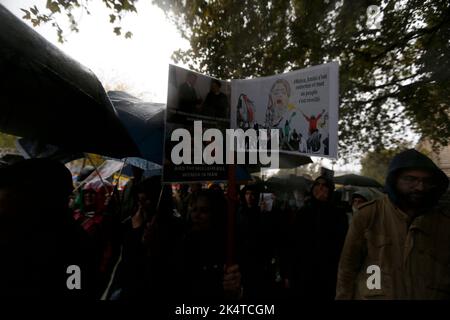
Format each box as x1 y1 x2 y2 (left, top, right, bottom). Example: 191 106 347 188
336 149 450 299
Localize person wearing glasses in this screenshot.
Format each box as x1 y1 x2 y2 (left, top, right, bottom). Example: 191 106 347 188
336 149 450 299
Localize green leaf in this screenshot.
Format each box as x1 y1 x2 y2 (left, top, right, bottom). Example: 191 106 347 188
30 5 39 15
46 1 61 13
20 9 31 20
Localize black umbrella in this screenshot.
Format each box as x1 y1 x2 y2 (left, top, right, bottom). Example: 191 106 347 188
15 137 84 163
278 153 313 169
108 91 165 165
0 5 140 159
334 174 383 188
245 152 313 173
266 175 313 193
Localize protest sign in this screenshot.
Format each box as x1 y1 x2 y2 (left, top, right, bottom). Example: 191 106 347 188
163 63 339 183
163 65 231 183
231 62 339 158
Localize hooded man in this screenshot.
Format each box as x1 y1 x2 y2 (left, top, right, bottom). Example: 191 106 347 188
351 190 373 211
346 189 376 226
285 175 348 300
336 149 450 299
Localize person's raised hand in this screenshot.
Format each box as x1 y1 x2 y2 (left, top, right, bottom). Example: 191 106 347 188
131 205 144 229
223 264 242 299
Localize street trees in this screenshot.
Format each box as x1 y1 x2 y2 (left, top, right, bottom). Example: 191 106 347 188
21 0 450 157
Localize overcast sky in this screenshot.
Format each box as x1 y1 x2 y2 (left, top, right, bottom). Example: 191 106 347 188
2 0 190 102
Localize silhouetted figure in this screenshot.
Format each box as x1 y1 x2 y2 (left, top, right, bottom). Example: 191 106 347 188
0 159 97 299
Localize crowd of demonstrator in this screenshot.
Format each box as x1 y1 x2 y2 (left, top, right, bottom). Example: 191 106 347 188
0 149 449 300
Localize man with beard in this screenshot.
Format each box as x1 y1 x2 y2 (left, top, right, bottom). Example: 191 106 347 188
336 149 450 299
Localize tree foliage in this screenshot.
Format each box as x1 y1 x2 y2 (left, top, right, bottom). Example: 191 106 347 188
151 0 450 157
22 0 450 157
21 0 137 43
360 143 418 184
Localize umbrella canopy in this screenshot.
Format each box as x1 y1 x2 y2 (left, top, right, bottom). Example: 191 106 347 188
108 91 165 165
245 153 313 173
123 157 162 171
15 137 83 163
278 153 313 169
0 5 140 159
266 175 313 193
121 162 163 178
334 173 383 188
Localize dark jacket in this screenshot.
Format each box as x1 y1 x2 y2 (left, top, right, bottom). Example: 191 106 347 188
142 223 226 303
237 204 283 300
287 176 348 300
0 159 98 299
143 190 227 303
